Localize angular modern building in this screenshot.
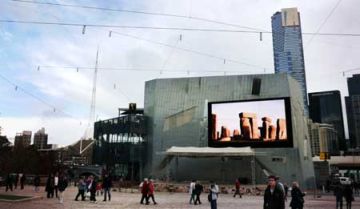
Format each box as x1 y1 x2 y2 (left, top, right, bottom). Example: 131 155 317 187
346 74 360 148
309 91 346 151
144 74 315 188
272 8 308 115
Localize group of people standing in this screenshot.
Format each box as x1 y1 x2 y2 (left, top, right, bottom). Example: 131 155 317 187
4 173 26 191
334 183 354 209
45 172 68 203
263 175 305 209
74 174 112 203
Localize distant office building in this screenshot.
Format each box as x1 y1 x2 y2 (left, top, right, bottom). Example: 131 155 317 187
347 74 360 96
272 8 308 115
14 131 32 148
33 128 48 150
308 119 339 156
345 74 360 148
309 90 346 151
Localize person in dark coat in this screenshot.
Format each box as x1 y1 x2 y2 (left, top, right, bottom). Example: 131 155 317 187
334 182 344 209
58 175 68 204
89 175 97 202
194 181 203 205
102 174 112 201
140 178 149 204
45 173 55 198
290 182 305 209
344 184 354 209
264 175 285 209
34 175 40 192
20 174 26 190
5 174 13 192
14 174 19 189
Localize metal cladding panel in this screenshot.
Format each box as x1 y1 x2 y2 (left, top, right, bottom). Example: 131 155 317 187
144 74 315 188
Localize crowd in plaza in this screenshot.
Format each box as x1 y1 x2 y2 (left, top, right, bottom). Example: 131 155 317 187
1 172 358 209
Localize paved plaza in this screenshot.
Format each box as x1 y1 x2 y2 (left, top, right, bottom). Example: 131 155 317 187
0 186 359 209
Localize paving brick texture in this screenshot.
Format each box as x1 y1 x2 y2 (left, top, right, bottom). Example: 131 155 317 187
0 186 359 209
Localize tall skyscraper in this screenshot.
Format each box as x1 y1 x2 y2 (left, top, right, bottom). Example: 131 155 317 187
309 90 346 151
33 128 48 150
345 74 360 148
14 131 32 148
272 8 308 115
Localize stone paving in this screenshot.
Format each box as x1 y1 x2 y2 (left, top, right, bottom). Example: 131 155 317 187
0 186 360 209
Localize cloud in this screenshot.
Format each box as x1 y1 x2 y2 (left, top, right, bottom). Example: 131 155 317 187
1 0 360 143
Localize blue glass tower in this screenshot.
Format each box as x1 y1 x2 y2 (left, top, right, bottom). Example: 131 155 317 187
272 8 308 115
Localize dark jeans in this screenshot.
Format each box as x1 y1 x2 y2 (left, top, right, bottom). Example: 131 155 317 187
189 193 195 204
103 188 111 201
75 189 85 201
195 194 201 204
6 184 13 192
346 201 352 209
147 194 157 204
47 189 54 198
54 186 58 197
211 199 217 209
234 189 242 197
140 194 149 204
336 197 343 209
20 182 24 190
90 191 96 201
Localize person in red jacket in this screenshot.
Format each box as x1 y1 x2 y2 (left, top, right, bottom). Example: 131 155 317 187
233 178 242 198
140 178 150 204
147 179 157 205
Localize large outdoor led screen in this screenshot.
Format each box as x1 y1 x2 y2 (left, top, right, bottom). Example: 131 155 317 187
208 98 293 148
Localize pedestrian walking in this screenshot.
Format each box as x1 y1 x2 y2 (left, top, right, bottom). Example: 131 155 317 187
34 175 40 192
209 181 219 209
103 174 112 202
344 184 354 209
263 175 285 209
14 174 19 189
54 172 59 198
75 176 86 201
194 181 203 205
58 174 68 204
189 180 196 204
20 174 26 190
45 173 55 198
334 182 344 209
233 178 242 198
147 179 157 204
5 174 13 192
290 182 305 209
140 178 149 204
89 175 97 202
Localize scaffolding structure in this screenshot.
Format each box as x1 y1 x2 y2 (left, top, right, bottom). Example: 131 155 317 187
92 106 147 181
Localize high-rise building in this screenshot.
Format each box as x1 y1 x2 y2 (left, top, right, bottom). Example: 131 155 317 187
308 119 339 156
272 8 308 115
309 90 346 151
14 131 32 148
345 74 360 148
33 128 48 150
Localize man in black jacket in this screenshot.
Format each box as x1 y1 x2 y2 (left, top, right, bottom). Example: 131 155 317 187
264 175 285 209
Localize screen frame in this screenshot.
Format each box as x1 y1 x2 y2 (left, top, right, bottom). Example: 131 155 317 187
207 97 293 148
